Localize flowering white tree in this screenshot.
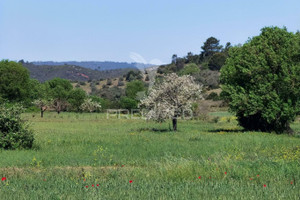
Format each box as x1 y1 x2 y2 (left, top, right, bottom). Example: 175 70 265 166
80 98 101 113
139 73 203 131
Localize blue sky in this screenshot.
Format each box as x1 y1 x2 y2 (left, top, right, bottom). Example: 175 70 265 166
0 0 299 64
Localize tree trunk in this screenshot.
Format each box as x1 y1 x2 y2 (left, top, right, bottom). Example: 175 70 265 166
172 117 177 131
57 102 61 114
41 109 44 118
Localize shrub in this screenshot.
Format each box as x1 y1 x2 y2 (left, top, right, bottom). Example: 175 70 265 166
178 63 200 75
106 79 113 85
118 81 125 86
0 104 34 149
206 92 220 101
119 96 138 110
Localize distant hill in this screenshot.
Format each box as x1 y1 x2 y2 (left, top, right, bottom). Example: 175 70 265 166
32 61 152 71
22 62 139 82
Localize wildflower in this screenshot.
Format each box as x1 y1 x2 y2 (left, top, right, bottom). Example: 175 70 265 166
224 172 227 175
129 180 133 183
86 186 88 188
257 174 259 177
92 184 94 187
97 184 99 187
291 181 293 185
1 177 6 181
263 184 266 187
250 178 253 180
198 176 201 179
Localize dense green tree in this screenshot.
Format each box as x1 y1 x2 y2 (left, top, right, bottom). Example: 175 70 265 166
125 80 146 100
208 53 227 71
46 78 73 114
0 60 31 102
172 54 178 64
68 88 87 111
119 96 138 110
201 37 223 59
221 27 300 134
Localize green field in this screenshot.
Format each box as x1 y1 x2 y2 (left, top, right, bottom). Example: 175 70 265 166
0 112 300 199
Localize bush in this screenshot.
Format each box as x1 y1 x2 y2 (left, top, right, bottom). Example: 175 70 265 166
118 81 125 86
119 96 138 110
0 104 34 149
206 92 221 101
178 63 200 75
106 79 112 85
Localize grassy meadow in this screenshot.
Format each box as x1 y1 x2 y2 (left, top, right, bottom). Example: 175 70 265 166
0 111 300 199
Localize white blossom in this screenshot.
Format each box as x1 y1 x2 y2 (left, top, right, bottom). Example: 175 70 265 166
139 73 203 123
80 98 101 113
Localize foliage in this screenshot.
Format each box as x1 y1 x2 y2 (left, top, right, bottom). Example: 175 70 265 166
125 80 146 100
106 79 113 85
194 70 220 89
68 88 87 111
201 37 223 59
140 73 202 130
117 81 125 86
208 53 227 71
0 104 34 149
97 86 125 101
119 96 138 110
90 95 110 111
221 27 300 133
125 70 143 82
46 78 73 113
0 60 31 102
178 63 200 75
206 92 221 101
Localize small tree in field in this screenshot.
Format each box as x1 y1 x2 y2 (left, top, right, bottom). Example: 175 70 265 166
140 73 202 131
221 27 300 134
33 99 50 118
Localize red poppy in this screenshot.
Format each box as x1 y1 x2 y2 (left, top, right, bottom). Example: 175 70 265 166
250 178 253 180
86 186 88 188
263 184 266 187
92 185 94 187
198 176 201 179
97 184 99 187
224 172 227 175
291 181 293 185
129 180 133 183
257 175 259 177
121 165 125 167
1 177 6 181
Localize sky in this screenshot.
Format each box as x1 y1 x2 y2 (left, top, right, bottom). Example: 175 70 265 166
0 0 299 64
